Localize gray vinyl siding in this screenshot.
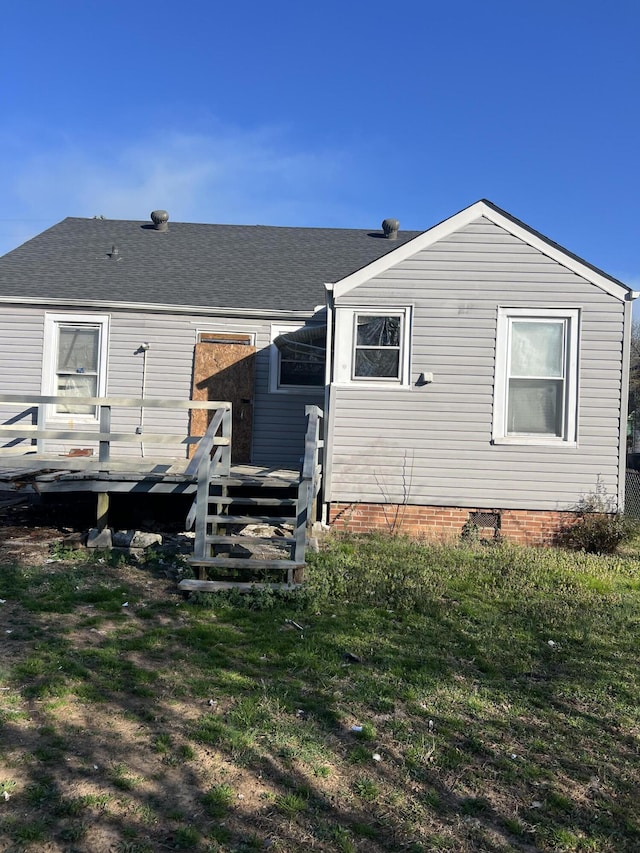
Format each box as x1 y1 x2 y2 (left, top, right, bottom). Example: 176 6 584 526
0 306 321 467
0 307 45 448
252 339 324 468
327 217 626 512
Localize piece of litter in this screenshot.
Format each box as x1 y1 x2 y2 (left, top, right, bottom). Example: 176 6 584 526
0 599 6 604
285 619 304 631
351 725 363 733
93 765 99 770
428 719 434 730
510 753 518 760
2 791 10 801
372 753 382 762
547 640 557 647
5 630 12 634
237 793 244 799
531 801 543 809
208 699 218 707
122 602 129 607
295 709 305 718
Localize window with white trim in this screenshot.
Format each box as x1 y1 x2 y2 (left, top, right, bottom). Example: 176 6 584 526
270 325 326 392
43 314 109 418
334 307 412 386
493 308 579 445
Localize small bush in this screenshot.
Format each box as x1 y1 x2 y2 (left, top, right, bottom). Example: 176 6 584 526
557 481 638 554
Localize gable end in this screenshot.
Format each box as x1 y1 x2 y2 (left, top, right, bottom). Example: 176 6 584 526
331 201 632 302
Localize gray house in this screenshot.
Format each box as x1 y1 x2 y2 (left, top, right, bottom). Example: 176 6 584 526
0 201 634 545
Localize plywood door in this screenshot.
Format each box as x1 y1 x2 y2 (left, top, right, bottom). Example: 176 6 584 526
190 337 256 463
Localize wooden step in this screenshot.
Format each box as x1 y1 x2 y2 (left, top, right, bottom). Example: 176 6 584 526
179 579 303 593
208 476 299 488
207 496 297 507
205 535 296 545
206 514 295 525
189 557 304 570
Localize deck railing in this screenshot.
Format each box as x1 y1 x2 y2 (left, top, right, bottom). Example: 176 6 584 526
0 393 231 472
186 407 234 535
294 405 324 562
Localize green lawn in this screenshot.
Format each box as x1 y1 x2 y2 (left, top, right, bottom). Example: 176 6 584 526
0 536 639 852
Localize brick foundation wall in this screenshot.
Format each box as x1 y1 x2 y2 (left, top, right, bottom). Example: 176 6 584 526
328 502 571 546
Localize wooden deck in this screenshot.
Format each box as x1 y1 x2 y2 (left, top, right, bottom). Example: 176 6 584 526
0 392 300 495
0 457 300 495
0 393 323 591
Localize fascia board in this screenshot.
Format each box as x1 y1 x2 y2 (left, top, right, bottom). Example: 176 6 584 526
0 295 316 321
332 200 632 302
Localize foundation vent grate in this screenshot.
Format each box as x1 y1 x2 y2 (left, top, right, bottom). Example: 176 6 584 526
469 511 501 530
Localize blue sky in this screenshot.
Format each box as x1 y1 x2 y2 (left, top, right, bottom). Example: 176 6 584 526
1 0 638 291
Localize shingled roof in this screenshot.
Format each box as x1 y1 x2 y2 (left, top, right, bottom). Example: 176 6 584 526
0 216 422 313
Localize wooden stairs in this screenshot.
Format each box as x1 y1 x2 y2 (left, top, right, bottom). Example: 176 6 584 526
178 406 322 594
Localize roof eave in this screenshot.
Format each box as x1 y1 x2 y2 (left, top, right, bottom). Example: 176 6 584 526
0 294 321 321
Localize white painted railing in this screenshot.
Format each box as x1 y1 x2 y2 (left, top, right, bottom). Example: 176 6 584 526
0 393 231 471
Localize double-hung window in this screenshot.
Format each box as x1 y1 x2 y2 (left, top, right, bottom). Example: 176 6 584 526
334 307 412 386
493 308 579 445
43 314 109 418
353 314 403 379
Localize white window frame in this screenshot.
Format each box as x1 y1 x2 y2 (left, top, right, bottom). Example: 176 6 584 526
493 307 579 446
269 324 327 394
334 306 412 387
42 313 110 421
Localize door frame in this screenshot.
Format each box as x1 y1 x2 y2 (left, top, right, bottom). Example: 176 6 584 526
191 329 257 463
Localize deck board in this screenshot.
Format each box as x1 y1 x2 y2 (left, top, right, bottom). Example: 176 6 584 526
0 453 299 495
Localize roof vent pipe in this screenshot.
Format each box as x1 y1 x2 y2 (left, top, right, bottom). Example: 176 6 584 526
150 210 169 232
382 218 399 239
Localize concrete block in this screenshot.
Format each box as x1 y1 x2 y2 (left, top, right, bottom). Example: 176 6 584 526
87 528 113 549
130 531 163 549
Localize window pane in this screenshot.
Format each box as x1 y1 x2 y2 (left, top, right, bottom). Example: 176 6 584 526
278 339 325 387
279 342 325 364
280 360 325 386
58 326 100 372
511 322 563 377
508 378 563 435
356 316 400 347
56 374 98 414
355 349 400 378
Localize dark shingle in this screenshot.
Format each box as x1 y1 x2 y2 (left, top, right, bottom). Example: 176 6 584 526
0 218 422 313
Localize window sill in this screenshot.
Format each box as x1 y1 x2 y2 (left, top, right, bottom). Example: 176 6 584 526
270 385 325 395
492 436 577 448
46 413 100 423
